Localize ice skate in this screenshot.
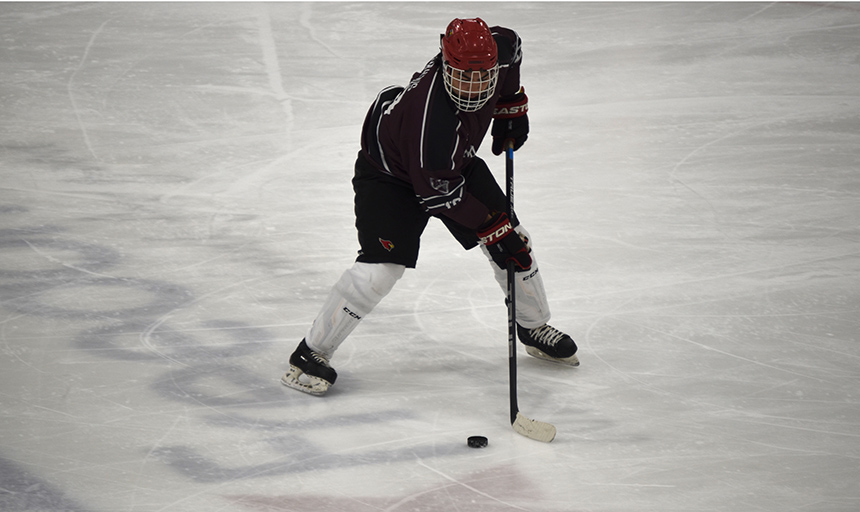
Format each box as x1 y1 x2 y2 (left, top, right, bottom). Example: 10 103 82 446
281 340 338 396
517 324 580 366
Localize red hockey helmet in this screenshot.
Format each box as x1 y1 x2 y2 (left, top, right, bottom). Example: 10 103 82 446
440 18 499 112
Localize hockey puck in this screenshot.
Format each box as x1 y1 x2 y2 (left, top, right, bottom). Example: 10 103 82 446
467 436 488 448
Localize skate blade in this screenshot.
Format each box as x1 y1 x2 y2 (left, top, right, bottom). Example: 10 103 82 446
280 366 332 396
525 346 580 367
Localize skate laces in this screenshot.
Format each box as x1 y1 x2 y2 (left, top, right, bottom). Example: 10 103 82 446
301 343 332 367
309 351 331 367
528 325 566 347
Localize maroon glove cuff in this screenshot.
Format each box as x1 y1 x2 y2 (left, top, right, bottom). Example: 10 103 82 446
477 212 532 271
493 87 528 119
477 212 514 246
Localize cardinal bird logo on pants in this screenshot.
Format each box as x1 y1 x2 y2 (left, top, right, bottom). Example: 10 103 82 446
379 238 395 252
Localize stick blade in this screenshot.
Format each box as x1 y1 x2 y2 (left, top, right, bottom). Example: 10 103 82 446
512 412 556 442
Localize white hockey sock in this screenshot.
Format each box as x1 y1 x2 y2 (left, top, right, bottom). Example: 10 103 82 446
482 225 551 329
304 262 405 359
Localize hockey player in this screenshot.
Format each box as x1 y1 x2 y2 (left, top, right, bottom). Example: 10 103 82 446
282 18 578 396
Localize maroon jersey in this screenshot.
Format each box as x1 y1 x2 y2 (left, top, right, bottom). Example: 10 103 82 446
360 27 523 230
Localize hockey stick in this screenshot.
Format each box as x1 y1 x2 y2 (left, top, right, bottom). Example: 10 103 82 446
505 142 557 443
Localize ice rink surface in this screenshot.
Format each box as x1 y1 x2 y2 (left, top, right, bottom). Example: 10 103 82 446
2 2 859 511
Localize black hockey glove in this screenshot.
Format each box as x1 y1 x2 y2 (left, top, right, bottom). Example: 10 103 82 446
477 212 532 271
491 87 529 156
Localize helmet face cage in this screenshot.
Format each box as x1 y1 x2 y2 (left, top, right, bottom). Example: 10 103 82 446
442 61 499 112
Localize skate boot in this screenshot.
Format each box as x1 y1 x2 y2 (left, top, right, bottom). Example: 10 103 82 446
281 340 338 396
517 324 580 367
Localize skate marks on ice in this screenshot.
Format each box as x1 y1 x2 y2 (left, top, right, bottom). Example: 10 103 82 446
0 457 93 512
2 2 860 511
224 463 546 512
0 225 460 495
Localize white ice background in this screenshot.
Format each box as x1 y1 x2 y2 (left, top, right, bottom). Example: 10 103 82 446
1 2 859 511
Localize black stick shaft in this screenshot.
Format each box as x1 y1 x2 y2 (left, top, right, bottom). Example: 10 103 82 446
505 143 518 425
